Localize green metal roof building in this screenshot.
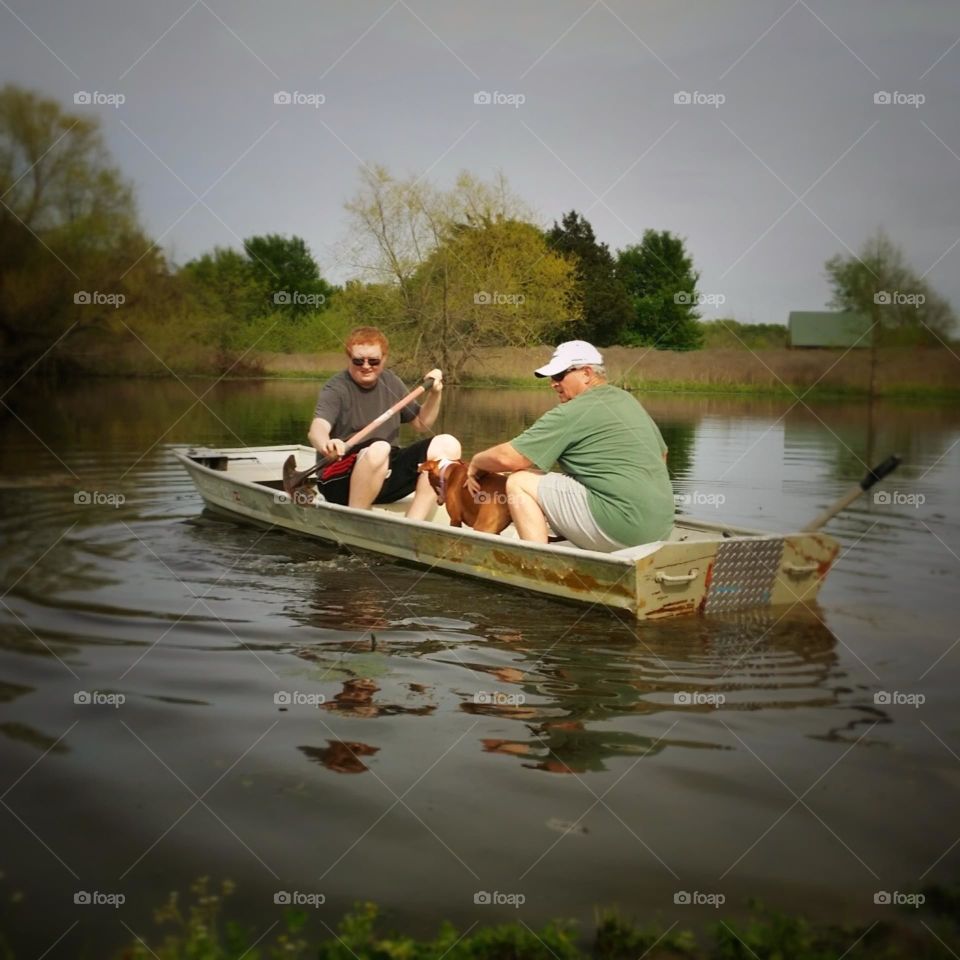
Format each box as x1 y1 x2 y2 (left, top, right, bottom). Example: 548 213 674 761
788 311 872 348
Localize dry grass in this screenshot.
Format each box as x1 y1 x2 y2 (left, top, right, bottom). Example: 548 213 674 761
258 346 960 396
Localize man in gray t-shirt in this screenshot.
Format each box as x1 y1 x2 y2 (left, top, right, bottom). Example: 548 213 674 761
307 327 460 519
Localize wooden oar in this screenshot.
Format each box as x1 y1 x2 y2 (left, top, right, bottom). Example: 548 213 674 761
282 376 435 497
802 453 901 532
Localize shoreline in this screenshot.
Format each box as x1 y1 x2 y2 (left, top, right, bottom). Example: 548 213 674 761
37 368 959 403
31 343 955 403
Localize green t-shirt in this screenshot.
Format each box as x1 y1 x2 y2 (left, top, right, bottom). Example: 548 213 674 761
511 385 674 546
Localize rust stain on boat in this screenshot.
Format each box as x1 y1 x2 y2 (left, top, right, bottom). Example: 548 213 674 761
490 549 634 598
697 560 715 615
648 599 699 619
790 536 840 581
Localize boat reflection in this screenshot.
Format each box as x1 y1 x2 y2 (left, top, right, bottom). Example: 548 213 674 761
458 605 841 774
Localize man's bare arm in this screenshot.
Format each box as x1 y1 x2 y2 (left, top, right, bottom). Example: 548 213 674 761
469 442 533 476
307 417 344 459
409 368 443 432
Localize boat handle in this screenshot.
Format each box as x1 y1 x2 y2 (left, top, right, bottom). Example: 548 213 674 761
656 568 699 585
784 562 818 576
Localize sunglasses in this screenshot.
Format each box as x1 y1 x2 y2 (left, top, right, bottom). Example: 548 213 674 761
351 357 382 367
550 367 578 382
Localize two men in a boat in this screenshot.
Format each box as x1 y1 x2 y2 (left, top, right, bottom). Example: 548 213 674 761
308 330 673 551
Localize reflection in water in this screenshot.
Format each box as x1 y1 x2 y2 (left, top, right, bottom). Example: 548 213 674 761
0 680 33 702
458 608 840 774
299 740 380 774
320 677 435 718
0 720 69 753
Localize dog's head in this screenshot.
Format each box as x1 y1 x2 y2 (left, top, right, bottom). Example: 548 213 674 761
418 458 463 505
417 459 443 491
417 460 443 506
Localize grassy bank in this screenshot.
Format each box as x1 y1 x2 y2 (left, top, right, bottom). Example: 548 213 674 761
56 341 960 401
4 878 955 960
257 346 960 401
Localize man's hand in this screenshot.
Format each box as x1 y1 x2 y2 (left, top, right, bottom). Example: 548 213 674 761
321 438 346 460
425 368 443 394
464 460 483 499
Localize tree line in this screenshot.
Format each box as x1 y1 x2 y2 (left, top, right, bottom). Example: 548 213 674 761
0 84 954 381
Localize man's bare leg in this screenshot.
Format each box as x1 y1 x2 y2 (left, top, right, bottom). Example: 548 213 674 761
505 470 548 542
348 441 391 509
406 433 461 520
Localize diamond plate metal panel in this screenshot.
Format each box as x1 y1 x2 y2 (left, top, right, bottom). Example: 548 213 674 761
703 538 784 614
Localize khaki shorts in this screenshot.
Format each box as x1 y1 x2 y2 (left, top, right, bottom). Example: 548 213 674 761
538 473 626 553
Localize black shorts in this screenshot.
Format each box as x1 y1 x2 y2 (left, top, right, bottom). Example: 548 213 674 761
317 437 433 506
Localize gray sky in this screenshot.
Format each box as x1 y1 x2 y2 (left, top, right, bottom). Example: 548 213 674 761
3 0 958 326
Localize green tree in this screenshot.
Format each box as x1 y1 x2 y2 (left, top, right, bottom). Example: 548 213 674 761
179 234 336 365
545 210 633 345
180 246 260 357
825 228 955 346
825 228 957 400
343 166 578 379
617 230 703 350
243 233 333 318
411 216 578 379
0 84 159 374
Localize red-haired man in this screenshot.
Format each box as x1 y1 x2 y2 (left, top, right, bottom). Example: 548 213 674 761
308 327 461 519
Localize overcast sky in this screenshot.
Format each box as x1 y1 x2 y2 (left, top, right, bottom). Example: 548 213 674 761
3 0 958 325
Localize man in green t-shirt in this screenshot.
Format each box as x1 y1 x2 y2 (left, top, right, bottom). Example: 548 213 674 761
466 341 674 551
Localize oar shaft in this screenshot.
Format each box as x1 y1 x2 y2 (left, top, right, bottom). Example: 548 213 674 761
801 454 901 532
801 487 865 532
290 376 435 487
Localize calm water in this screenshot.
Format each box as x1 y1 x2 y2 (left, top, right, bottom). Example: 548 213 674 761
1 378 958 956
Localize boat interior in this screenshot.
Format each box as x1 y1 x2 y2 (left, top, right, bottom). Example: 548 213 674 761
184 444 765 560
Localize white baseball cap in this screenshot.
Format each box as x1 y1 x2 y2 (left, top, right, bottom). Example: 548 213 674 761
534 340 604 378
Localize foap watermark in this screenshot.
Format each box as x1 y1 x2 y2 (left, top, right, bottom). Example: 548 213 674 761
274 290 326 307
674 491 725 508
474 891 525 908
674 891 725 908
874 890 925 907
74 690 126 708
472 489 515 506
74 891 125 907
274 891 325 907
674 691 725 707
74 490 125 508
74 290 125 309
874 91 925 108
874 691 925 708
474 290 525 306
473 90 525 108
674 291 725 307
274 90 325 107
474 691 526 706
674 90 725 108
74 90 125 108
274 690 326 707
874 290 925 307
873 490 925 508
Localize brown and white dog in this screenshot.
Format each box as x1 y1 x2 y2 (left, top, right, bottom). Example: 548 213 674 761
418 458 512 534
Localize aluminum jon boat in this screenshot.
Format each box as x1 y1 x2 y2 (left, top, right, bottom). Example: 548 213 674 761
175 444 840 622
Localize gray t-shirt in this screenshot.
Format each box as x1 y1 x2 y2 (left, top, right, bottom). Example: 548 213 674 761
313 369 421 445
